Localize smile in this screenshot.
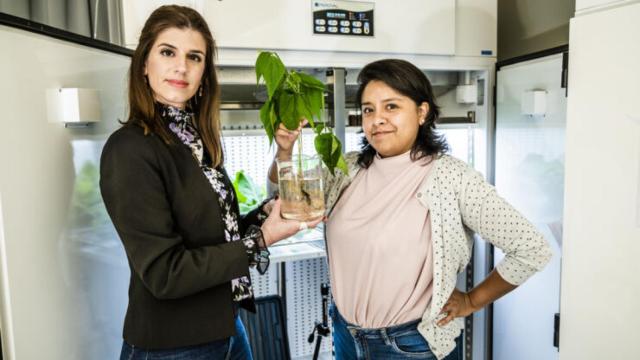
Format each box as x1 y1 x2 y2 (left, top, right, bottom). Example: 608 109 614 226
166 79 189 88
372 130 394 137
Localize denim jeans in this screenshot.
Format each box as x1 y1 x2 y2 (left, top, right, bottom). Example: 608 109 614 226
331 303 462 360
119 315 253 360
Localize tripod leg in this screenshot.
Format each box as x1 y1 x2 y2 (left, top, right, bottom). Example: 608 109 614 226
312 335 323 360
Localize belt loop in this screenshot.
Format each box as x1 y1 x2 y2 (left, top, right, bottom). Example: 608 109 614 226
380 327 391 345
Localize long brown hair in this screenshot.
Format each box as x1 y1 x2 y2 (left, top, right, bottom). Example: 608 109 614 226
126 5 223 166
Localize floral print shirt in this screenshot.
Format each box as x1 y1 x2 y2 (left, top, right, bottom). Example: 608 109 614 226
162 104 267 302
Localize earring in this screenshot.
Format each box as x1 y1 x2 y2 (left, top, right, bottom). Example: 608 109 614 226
198 86 203 97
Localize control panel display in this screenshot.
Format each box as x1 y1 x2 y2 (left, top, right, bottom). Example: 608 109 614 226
312 0 374 37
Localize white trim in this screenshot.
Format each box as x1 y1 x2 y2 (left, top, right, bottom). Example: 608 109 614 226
575 0 640 16
216 47 496 71
0 193 15 360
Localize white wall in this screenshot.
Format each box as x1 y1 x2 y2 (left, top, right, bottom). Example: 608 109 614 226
0 25 130 359
560 2 640 359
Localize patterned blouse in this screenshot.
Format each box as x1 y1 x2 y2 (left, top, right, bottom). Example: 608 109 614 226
161 104 269 302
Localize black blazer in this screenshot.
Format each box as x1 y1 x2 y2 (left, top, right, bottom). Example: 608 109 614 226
100 123 259 349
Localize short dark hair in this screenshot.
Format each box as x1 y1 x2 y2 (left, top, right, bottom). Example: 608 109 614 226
126 5 224 167
355 59 449 168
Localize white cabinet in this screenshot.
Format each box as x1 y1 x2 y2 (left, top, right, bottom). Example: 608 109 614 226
121 0 496 62
561 2 640 359
456 0 497 57
121 0 203 48
203 0 455 56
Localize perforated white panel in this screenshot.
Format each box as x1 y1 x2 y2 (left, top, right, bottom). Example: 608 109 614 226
345 128 364 153
222 132 275 195
285 258 332 359
249 264 279 297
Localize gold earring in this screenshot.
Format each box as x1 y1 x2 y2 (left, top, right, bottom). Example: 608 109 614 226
199 86 203 97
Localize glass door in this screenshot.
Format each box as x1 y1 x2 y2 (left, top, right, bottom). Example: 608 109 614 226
493 52 567 360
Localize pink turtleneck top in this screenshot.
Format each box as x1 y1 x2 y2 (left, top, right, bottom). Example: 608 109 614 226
326 151 435 328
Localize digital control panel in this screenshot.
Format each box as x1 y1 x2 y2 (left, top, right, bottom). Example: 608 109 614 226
312 0 374 37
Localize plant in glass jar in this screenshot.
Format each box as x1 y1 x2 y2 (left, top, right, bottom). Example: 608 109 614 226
255 51 348 221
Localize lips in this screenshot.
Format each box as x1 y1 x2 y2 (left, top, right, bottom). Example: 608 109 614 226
167 79 189 88
372 130 393 137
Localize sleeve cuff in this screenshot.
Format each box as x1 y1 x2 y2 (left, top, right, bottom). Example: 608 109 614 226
242 225 271 275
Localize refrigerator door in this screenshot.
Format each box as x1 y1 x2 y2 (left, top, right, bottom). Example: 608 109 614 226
561 3 640 359
493 53 566 360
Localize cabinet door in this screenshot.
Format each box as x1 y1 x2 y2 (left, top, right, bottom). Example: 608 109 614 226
494 53 566 360
202 0 455 56
561 3 640 359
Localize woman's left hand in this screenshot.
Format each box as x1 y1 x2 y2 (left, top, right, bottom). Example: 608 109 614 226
437 289 478 327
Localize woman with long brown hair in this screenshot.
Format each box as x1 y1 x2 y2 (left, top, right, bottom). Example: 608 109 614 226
100 5 318 359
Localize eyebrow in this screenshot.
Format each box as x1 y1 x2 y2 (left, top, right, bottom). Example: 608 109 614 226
157 43 205 56
361 97 403 106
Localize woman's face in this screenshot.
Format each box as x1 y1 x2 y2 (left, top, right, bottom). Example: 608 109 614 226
361 80 429 158
145 27 206 109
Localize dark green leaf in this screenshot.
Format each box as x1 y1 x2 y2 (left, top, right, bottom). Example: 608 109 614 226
255 52 286 99
296 94 315 127
335 154 348 175
314 133 336 174
313 122 325 135
279 92 300 130
298 72 326 90
259 100 275 144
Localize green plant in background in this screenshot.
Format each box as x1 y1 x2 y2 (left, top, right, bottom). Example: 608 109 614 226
70 161 110 229
232 170 267 215
255 51 348 175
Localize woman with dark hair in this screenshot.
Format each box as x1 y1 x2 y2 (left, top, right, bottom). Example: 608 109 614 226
100 5 319 359
269 59 552 359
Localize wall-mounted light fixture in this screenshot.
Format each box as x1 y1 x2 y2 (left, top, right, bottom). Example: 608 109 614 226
46 88 101 128
521 90 547 117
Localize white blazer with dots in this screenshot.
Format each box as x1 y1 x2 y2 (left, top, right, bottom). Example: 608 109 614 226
320 152 552 359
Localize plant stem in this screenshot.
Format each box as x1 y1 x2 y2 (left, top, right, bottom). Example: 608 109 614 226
297 130 303 176
296 130 311 205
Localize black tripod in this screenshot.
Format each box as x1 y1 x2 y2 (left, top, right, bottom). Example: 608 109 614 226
307 283 330 360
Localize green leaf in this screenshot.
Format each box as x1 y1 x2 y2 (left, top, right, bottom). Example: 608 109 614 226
296 94 315 127
232 171 267 215
287 71 302 93
298 72 326 90
314 133 335 174
309 87 324 123
259 99 275 144
255 52 286 99
279 91 300 130
314 133 348 176
336 154 348 174
313 122 325 135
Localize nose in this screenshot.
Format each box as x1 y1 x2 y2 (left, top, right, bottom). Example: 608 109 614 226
373 112 387 126
174 56 187 74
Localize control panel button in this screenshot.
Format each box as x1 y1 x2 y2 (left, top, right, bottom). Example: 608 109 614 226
315 26 326 32
328 26 338 33
340 27 350 34
328 19 338 26
315 19 326 25
352 28 362 34
340 20 350 27
352 21 362 27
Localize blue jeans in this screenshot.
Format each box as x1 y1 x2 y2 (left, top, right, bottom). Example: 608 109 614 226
119 315 253 360
331 303 462 360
